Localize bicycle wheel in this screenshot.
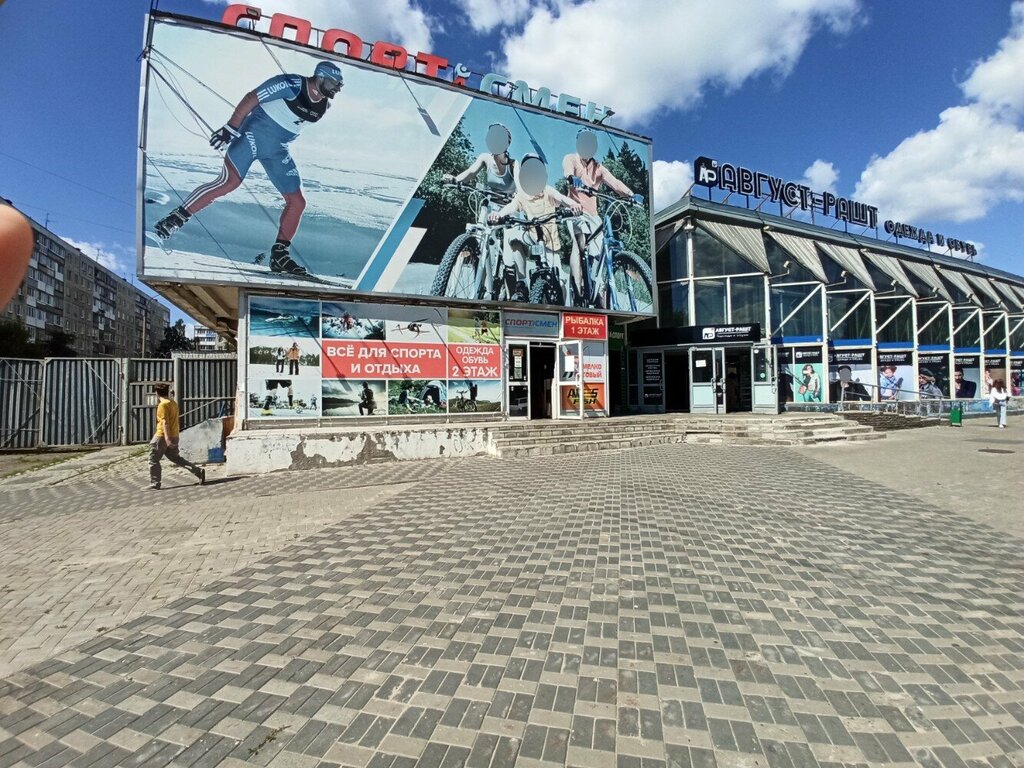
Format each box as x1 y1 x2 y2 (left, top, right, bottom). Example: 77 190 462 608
610 251 654 313
430 234 483 298
529 274 565 306
467 400 478 412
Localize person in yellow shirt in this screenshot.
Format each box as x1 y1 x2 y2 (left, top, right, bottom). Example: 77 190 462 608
149 383 205 490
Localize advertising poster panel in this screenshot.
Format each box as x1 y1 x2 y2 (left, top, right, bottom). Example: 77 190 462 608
780 348 824 403
827 349 872 402
141 17 654 313
1012 358 1023 396
917 353 950 399
582 340 607 413
642 352 662 406
877 351 915 401
247 296 501 418
983 357 1008 397
247 297 323 417
954 355 982 399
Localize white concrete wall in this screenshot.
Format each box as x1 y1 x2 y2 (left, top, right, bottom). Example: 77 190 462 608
225 426 492 474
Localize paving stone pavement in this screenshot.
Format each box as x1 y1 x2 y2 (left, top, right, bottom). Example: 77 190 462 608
0 444 1022 768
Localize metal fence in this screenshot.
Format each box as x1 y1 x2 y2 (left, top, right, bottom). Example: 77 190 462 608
0 359 43 450
0 354 236 449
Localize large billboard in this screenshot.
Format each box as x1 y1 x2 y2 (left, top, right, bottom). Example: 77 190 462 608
139 15 654 314
247 295 503 419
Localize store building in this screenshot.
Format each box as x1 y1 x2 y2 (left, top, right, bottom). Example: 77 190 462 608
632 190 1024 414
138 9 654 427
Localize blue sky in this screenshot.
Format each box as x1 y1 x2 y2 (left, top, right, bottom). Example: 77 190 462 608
2 1 1022 324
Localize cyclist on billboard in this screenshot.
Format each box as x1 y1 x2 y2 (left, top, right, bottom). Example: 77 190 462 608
443 123 517 200
153 61 345 276
488 154 581 301
562 129 639 306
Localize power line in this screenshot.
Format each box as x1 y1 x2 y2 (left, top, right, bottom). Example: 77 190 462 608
0 150 135 208
13 201 136 237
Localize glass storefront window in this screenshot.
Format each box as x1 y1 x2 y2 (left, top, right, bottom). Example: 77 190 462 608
819 250 867 289
953 308 981 349
1010 318 1024 353
983 312 1008 350
730 275 766 326
694 279 727 325
828 290 872 342
875 296 914 345
916 302 951 348
658 281 690 327
693 229 759 277
765 239 816 283
770 284 823 340
656 231 689 281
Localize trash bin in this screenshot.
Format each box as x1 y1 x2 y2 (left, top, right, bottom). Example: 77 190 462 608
949 405 962 427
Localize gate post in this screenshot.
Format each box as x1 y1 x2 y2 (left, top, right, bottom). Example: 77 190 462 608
120 358 131 446
173 354 184 429
38 358 50 448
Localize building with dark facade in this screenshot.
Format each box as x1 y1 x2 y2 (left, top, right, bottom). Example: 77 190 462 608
1 200 170 357
631 194 1024 414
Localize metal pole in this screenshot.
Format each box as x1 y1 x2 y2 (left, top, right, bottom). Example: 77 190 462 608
120 357 130 445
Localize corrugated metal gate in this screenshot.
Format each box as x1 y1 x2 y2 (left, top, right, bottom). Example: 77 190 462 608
0 359 44 450
127 359 174 444
175 354 236 429
0 354 236 448
41 358 122 446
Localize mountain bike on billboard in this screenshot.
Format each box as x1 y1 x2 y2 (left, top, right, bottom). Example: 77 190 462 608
430 181 512 300
431 182 577 306
494 208 581 306
566 176 653 313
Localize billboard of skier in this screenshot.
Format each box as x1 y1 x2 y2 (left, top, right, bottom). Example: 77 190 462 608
139 14 654 314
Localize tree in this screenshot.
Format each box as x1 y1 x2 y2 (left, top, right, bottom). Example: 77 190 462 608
0 318 33 358
42 329 77 357
156 319 197 358
601 142 652 259
407 119 477 264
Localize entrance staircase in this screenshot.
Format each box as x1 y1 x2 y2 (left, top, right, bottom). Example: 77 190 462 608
488 413 883 458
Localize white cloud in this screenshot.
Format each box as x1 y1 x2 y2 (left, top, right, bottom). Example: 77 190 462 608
61 238 133 275
454 0 535 33
854 2 1024 223
204 0 434 54
652 159 693 211
801 159 838 193
962 3 1024 116
495 0 860 125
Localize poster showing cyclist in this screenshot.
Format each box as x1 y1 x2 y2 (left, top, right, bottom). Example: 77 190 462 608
390 98 653 312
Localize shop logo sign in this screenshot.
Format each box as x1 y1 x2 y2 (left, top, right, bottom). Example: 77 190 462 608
702 328 716 340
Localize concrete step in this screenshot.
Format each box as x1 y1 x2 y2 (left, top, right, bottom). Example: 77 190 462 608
495 430 684 447
497 433 685 458
493 424 681 441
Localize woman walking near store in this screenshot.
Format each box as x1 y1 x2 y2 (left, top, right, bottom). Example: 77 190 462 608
989 378 1010 428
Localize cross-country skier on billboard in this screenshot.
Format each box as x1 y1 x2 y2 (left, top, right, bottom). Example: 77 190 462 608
153 61 344 276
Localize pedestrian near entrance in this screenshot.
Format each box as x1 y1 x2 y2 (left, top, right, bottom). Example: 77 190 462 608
149 383 205 489
989 378 1010 428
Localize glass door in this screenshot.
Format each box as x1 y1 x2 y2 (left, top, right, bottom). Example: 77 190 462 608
507 343 529 418
557 341 583 418
690 347 724 413
751 346 778 413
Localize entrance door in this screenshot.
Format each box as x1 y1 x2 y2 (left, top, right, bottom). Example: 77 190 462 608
507 343 530 418
690 347 724 414
751 346 778 413
557 341 583 418
530 344 556 419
